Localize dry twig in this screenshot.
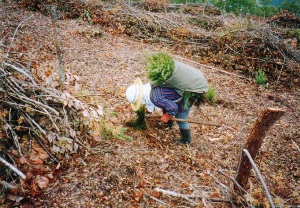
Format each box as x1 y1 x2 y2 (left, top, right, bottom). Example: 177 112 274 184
0 180 18 189
243 149 275 208
154 187 232 203
0 156 26 179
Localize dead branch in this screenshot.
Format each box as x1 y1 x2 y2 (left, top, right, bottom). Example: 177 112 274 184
1 117 23 157
3 62 36 85
207 170 228 190
30 130 59 164
0 180 17 189
171 117 222 126
0 72 12 78
0 156 26 179
217 170 247 194
41 107 60 132
0 100 50 116
23 113 47 135
154 187 232 203
12 93 60 116
243 149 275 208
6 15 33 56
144 194 170 207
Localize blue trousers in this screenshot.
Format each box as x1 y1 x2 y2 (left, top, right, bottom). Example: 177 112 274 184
175 108 190 130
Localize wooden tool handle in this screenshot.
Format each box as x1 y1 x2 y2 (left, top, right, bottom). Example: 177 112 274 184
170 117 222 127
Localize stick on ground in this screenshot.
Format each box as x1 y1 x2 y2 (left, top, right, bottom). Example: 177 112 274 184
0 156 26 179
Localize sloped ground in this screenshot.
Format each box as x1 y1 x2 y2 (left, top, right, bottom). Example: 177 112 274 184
0 2 299 207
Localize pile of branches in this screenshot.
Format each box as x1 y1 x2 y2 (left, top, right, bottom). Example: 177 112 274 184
15 0 94 19
15 1 299 86
269 10 300 28
0 51 104 195
214 26 300 85
91 3 299 87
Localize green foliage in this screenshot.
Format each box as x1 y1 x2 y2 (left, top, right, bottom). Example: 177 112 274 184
212 0 257 15
255 69 268 86
286 29 300 41
183 92 205 108
132 106 147 130
279 0 300 15
254 5 278 17
101 127 113 139
101 110 132 140
204 85 216 104
101 126 132 140
145 52 175 85
114 127 132 140
183 91 192 110
171 0 208 3
260 0 272 6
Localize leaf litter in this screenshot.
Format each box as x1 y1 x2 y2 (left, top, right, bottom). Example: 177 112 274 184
0 1 299 207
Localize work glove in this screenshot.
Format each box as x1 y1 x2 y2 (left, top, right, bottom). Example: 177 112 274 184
160 113 172 123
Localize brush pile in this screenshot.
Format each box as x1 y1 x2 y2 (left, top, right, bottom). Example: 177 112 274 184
15 0 300 87
0 47 104 196
92 3 300 88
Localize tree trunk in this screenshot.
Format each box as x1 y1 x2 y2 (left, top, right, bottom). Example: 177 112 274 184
51 5 65 90
234 107 285 190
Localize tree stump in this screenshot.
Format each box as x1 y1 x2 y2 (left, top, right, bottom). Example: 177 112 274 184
234 107 285 190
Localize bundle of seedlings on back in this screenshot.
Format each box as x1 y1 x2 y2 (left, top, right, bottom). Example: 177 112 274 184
132 105 147 130
145 52 175 85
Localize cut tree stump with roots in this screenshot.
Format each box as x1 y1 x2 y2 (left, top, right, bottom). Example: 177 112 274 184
234 107 285 191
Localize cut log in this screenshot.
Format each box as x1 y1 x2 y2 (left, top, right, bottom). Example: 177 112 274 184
234 107 285 190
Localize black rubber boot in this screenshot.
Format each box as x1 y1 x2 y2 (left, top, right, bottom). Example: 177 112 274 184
179 129 191 144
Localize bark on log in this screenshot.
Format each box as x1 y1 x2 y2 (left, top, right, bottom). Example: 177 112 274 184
234 107 285 190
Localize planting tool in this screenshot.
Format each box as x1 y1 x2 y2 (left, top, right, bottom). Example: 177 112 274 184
147 116 222 127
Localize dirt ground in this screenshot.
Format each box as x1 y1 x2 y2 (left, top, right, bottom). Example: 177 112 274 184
0 2 299 207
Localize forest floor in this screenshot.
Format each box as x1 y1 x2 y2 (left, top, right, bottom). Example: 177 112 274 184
0 2 299 208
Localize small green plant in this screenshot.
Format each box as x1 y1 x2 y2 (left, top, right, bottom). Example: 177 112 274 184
255 69 268 86
101 127 113 139
101 110 132 140
204 85 216 104
132 106 147 130
101 126 132 140
287 29 300 41
114 127 132 140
